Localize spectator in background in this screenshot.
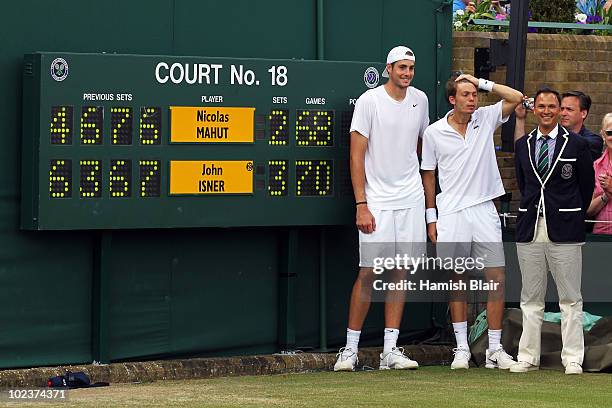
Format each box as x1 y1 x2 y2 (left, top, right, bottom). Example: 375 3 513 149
587 113 612 234
561 91 603 162
453 0 507 16
490 0 509 16
514 97 530 142
454 0 476 14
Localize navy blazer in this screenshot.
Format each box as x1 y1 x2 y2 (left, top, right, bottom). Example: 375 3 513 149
579 126 604 162
514 125 594 243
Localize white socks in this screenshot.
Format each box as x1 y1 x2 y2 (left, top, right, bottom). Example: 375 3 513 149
346 328 361 352
451 323 502 350
345 328 399 355
453 321 469 350
383 328 399 354
488 329 502 350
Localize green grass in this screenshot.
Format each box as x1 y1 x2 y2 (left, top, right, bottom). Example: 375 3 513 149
5 367 611 408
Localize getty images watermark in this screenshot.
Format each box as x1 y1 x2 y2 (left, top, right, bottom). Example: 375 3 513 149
367 254 502 302
362 242 612 303
372 254 486 274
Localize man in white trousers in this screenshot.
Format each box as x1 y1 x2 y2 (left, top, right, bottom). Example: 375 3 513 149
511 87 594 375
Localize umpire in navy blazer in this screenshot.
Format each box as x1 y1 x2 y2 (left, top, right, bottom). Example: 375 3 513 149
510 86 594 375
515 124 594 243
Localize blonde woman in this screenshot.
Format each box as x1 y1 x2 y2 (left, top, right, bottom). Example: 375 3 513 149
587 113 612 234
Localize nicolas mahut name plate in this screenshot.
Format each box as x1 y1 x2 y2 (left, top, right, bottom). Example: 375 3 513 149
169 106 255 143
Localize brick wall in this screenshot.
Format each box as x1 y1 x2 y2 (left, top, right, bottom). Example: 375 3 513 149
452 32 612 216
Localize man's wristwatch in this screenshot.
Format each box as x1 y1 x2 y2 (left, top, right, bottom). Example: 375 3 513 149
602 194 609 204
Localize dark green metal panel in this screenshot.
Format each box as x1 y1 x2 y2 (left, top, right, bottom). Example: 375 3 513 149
92 232 112 363
0 1 174 368
294 228 324 350
108 231 172 359
323 0 454 119
168 228 279 356
435 0 454 120
173 0 317 59
107 229 279 359
322 0 385 63
0 230 94 368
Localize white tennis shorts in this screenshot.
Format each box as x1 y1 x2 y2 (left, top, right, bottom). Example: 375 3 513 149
358 199 426 268
436 200 505 268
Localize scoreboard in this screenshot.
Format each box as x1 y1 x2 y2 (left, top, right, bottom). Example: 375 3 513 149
21 52 386 230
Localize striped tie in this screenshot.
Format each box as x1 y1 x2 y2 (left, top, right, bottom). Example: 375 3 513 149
537 135 549 178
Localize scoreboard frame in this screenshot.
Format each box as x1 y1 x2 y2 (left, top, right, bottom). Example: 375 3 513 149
21 52 390 230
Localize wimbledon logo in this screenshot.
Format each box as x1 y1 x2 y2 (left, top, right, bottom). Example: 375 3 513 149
50 58 69 82
363 67 379 89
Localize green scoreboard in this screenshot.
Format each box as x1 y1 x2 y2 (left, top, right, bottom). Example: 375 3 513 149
21 52 386 230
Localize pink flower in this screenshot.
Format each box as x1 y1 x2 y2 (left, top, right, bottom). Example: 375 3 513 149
495 13 506 21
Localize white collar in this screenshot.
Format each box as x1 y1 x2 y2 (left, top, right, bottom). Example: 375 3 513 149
444 110 473 131
537 125 559 140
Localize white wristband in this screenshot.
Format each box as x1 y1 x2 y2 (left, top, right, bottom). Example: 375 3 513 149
426 208 438 224
478 78 495 92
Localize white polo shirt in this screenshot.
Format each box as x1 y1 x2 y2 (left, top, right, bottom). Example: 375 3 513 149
421 101 507 215
350 85 429 210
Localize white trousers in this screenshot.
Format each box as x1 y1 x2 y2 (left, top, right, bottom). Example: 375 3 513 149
515 217 584 367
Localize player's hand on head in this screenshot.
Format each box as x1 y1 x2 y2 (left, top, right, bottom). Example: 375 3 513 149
455 73 477 86
356 206 376 234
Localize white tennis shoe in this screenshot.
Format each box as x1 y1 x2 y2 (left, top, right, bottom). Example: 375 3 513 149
334 347 358 372
485 347 516 369
451 347 471 370
379 347 419 370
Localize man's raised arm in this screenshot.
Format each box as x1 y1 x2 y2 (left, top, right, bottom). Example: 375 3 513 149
455 74 523 119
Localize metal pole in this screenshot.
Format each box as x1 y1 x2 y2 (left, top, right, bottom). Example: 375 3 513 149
316 0 325 60
501 0 529 152
92 231 111 364
319 229 328 351
278 229 297 350
316 0 328 352
435 0 454 119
